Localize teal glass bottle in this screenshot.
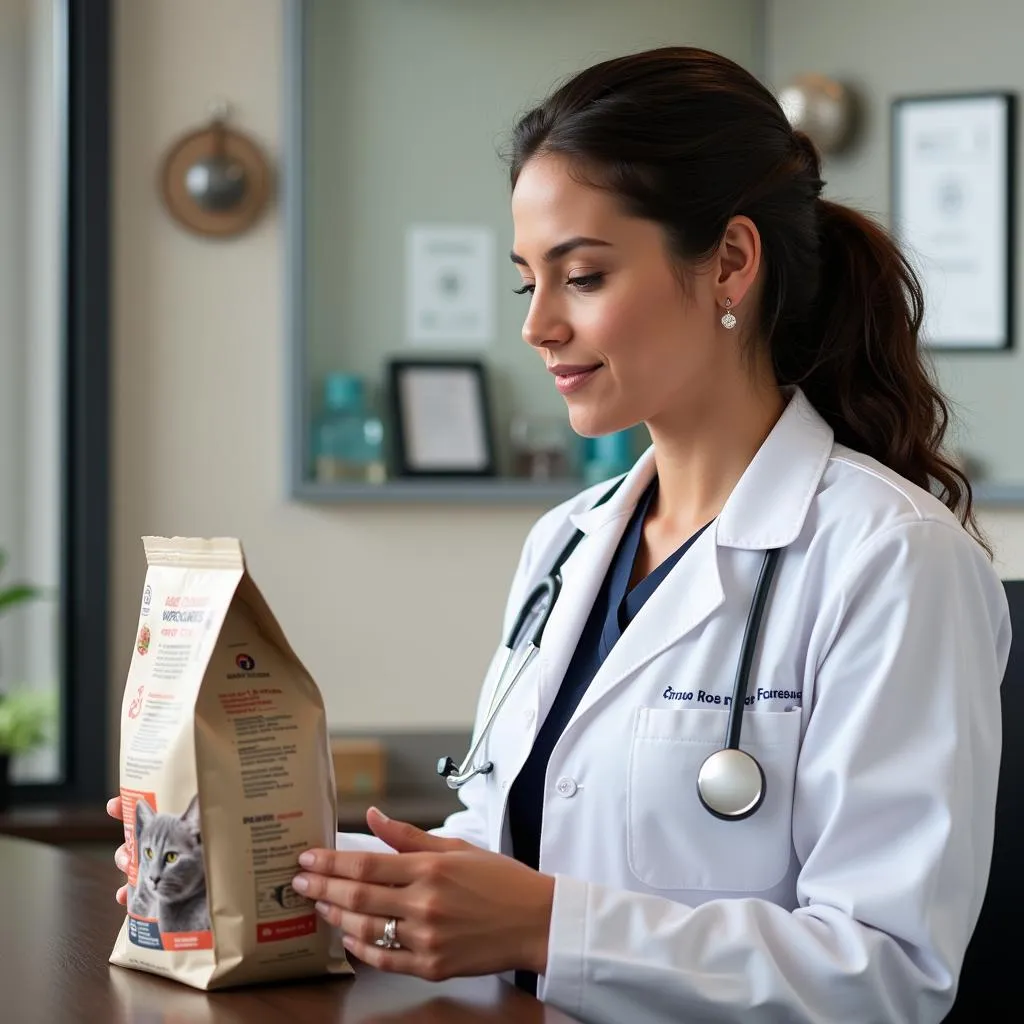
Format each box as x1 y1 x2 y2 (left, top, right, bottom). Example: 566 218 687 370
312 373 386 484
582 428 640 484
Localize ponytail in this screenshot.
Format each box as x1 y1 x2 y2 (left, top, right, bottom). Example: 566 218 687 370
506 47 990 556
769 198 990 557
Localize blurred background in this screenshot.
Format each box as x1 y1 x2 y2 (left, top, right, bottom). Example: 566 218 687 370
3 0 1024 820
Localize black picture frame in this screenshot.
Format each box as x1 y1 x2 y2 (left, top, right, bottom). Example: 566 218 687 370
891 91 1015 352
388 359 497 478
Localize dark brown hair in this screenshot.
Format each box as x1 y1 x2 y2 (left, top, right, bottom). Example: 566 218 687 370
508 47 989 555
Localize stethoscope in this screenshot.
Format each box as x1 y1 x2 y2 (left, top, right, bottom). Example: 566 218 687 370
437 478 783 821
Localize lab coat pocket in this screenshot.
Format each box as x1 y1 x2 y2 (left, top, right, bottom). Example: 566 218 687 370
627 706 802 893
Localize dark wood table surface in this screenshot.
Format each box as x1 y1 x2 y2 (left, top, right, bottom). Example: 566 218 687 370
0 836 580 1023
0 793 465 845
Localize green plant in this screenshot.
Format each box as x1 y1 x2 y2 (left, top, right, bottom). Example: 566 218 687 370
0 689 55 755
0 547 43 616
0 546 52 757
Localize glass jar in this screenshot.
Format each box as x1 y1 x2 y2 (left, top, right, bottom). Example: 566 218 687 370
509 415 573 480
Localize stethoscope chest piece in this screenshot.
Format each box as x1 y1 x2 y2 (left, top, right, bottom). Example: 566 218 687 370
696 747 766 821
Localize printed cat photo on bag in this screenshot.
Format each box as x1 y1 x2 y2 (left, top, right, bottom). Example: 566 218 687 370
128 795 211 939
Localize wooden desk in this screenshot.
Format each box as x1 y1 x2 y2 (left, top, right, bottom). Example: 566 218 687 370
0 837 579 1023
0 793 463 845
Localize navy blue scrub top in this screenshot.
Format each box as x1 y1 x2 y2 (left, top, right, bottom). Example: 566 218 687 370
507 477 710 992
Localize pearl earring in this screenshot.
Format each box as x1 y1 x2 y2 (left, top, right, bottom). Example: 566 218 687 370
721 298 737 330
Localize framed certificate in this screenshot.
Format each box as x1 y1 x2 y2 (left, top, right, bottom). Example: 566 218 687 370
891 92 1015 351
388 359 497 477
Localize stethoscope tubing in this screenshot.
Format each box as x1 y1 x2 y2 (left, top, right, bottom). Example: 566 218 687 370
444 642 540 787
724 547 783 750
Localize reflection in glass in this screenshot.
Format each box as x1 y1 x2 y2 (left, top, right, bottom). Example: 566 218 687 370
295 1 1024 496
298 0 759 487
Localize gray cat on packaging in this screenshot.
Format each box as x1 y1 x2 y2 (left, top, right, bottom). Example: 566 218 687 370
129 796 210 936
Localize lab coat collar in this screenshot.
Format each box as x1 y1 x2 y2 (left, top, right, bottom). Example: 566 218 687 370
567 387 833 551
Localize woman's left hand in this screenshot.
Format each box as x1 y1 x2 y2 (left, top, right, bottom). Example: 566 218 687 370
292 807 555 981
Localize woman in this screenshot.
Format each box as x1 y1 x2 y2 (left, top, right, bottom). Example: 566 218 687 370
110 48 1010 1022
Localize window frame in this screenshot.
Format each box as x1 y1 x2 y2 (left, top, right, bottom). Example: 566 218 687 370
10 0 111 806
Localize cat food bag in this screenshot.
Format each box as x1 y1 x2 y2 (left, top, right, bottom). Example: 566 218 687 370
109 537 352 990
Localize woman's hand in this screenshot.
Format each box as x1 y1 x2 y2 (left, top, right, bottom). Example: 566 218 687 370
293 807 555 982
106 795 129 906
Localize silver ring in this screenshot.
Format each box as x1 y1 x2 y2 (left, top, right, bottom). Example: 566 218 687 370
374 917 401 950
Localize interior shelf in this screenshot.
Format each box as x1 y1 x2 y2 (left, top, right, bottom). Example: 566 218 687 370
292 478 1024 507
293 477 586 505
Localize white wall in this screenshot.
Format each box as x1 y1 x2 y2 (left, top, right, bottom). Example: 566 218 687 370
767 0 1024 485
111 0 1024 779
112 0 547 759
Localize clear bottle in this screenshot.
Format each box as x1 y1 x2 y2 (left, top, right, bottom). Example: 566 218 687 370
510 415 573 480
313 373 386 484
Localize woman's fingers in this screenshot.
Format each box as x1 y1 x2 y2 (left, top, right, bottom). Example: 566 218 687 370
111 796 129 906
296 848 418 885
292 872 407 920
324 906 413 952
341 932 442 981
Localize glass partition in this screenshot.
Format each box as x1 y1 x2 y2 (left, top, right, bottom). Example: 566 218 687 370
286 0 762 502
287 0 1024 506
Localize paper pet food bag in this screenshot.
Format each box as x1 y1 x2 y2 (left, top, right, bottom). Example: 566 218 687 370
110 537 351 989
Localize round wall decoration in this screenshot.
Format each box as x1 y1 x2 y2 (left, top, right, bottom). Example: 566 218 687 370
159 105 273 238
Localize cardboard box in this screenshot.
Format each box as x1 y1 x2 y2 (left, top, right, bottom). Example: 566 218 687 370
331 738 387 797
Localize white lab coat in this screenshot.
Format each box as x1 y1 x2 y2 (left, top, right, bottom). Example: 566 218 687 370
340 388 1011 1024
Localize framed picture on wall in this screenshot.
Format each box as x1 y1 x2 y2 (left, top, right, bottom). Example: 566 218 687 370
891 92 1015 351
388 359 497 477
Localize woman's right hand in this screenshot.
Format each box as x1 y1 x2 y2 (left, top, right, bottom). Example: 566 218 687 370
107 796 129 906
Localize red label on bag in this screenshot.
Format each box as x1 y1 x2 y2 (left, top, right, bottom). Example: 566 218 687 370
163 929 214 951
256 915 317 943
